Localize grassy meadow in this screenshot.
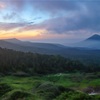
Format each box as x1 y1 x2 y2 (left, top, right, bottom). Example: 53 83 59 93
0 72 100 100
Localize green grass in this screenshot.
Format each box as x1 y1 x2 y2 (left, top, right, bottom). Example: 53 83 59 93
0 73 100 100
0 73 100 90
0 76 45 90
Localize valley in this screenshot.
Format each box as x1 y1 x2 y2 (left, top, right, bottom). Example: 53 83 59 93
0 35 100 100
0 35 100 66
0 0 100 100
0 47 99 100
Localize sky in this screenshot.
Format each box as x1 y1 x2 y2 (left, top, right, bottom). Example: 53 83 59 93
0 0 100 44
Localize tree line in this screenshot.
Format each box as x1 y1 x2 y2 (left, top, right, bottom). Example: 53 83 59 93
0 48 99 75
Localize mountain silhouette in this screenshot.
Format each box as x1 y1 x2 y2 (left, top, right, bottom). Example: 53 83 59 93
86 34 100 41
69 34 100 49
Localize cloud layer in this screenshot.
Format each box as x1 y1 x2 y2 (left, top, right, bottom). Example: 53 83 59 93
0 0 100 40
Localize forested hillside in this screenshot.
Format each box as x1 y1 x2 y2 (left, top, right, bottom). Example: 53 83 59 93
0 47 100 76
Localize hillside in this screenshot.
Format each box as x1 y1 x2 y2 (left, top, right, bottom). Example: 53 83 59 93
3 38 66 50
0 38 100 65
0 43 99 100
0 47 83 75
0 47 100 75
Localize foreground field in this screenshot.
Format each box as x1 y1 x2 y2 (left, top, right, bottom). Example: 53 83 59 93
0 73 100 100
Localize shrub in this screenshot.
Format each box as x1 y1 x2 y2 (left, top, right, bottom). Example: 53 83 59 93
0 83 12 96
5 90 31 100
54 91 94 100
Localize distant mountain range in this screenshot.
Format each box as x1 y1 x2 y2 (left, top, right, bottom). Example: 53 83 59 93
0 35 100 65
70 34 100 49
0 38 68 55
3 34 100 50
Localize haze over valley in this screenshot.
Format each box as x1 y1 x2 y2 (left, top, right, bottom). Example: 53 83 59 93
0 0 100 100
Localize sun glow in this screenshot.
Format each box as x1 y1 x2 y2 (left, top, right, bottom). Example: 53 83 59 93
0 29 46 40
0 2 6 9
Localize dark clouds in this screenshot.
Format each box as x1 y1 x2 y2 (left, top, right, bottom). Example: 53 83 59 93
28 0 100 34
2 0 80 12
30 0 81 14
0 0 100 35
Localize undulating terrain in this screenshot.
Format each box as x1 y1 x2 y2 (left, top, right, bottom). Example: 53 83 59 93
0 0 100 100
0 35 100 100
0 34 100 66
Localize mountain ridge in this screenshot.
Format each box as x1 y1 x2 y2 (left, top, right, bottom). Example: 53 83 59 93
0 37 100 65
68 34 100 49
86 34 100 41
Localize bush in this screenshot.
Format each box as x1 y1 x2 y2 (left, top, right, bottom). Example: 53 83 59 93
33 82 72 100
54 91 94 100
5 90 32 100
0 83 12 96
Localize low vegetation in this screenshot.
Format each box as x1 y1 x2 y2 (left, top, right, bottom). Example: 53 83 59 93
0 73 100 100
0 48 100 100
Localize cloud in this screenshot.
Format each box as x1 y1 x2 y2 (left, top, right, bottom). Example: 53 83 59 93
0 1 6 9
3 12 19 20
18 12 100 34
0 0 25 10
0 0 82 16
19 0 100 34
29 0 81 14
0 0 100 36
2 12 26 22
0 22 34 31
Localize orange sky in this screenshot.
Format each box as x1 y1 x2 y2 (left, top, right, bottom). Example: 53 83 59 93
0 29 43 39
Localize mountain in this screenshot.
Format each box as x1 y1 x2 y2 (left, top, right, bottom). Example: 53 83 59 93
0 38 70 55
86 34 100 41
69 34 100 49
3 38 67 50
3 38 22 44
0 38 100 65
